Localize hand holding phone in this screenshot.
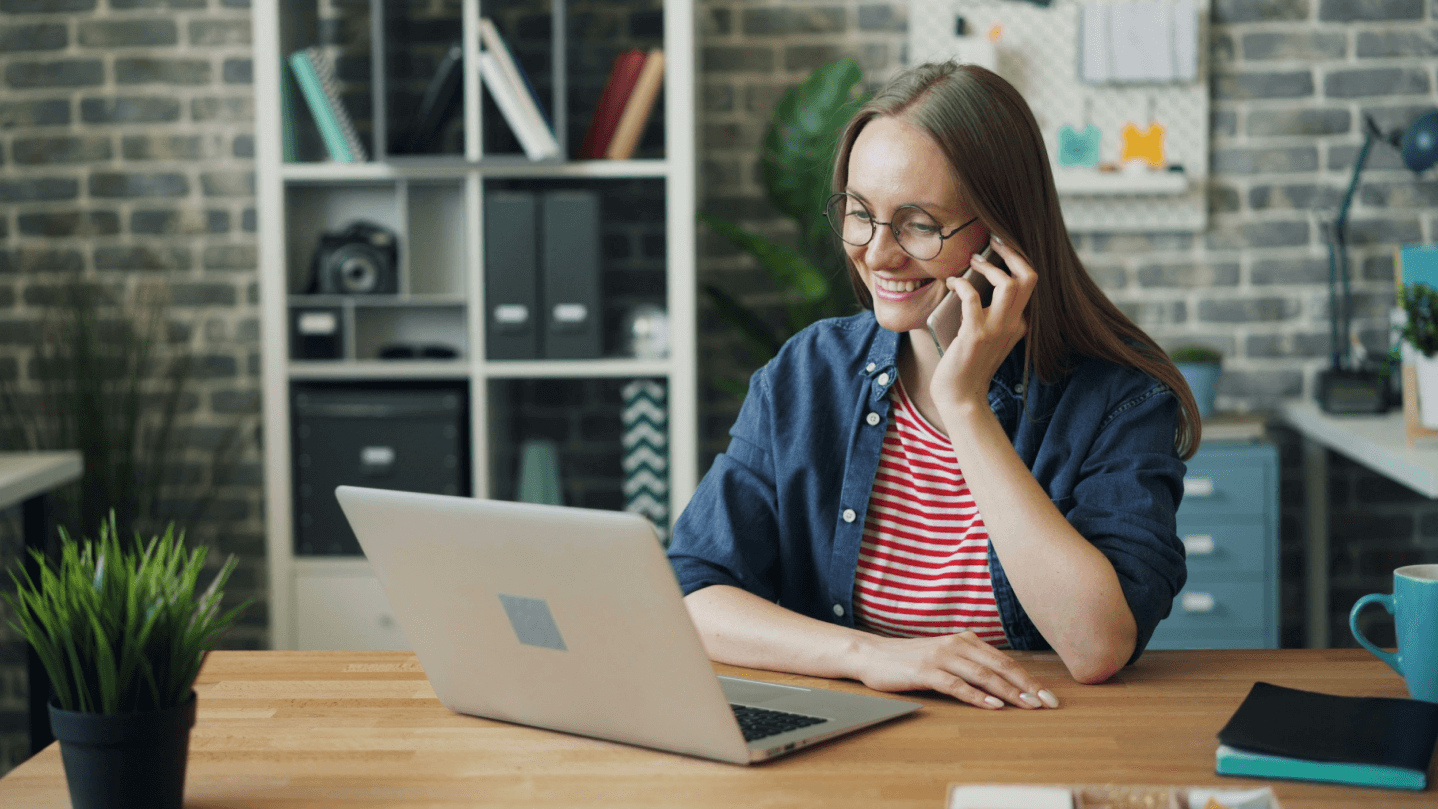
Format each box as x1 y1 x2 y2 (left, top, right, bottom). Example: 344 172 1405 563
925 245 999 356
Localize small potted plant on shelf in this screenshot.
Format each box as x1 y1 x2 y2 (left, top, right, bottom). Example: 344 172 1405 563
1398 282 1438 428
2 513 247 809
1170 345 1223 418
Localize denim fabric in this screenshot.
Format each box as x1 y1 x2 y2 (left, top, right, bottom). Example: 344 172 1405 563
668 311 1188 664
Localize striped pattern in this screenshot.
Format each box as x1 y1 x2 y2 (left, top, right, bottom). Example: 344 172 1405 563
622 379 668 544
852 384 1007 647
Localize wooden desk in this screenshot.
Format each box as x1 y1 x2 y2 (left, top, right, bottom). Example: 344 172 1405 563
0 451 83 755
1 649 1431 808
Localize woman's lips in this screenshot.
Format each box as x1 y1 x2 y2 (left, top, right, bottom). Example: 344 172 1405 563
873 276 935 301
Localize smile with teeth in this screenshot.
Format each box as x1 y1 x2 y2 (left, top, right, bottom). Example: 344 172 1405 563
876 277 934 294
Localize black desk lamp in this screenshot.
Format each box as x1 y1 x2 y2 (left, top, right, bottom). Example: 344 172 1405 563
1318 109 1438 414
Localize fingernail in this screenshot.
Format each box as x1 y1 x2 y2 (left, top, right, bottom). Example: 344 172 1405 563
1019 692 1043 708
992 235 1004 245
1038 689 1060 708
984 696 1004 709
972 252 985 263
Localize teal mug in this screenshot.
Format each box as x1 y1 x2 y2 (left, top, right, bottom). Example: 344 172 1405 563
1349 564 1438 703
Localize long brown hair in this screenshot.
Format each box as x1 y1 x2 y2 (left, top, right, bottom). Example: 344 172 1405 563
832 61 1200 459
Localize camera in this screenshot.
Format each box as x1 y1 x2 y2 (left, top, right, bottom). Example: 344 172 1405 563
311 221 399 295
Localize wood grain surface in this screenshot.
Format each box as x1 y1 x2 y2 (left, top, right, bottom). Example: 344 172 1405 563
0 649 1431 808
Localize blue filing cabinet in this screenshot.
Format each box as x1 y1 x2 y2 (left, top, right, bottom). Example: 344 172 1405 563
1147 441 1280 650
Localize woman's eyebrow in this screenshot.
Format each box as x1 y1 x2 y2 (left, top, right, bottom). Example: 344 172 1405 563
844 188 955 214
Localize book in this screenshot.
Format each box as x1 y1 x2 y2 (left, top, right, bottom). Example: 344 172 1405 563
579 50 647 159
483 191 540 360
1215 681 1438 790
287 47 367 163
539 190 601 359
478 18 555 135
605 48 664 160
396 41 464 154
477 51 559 160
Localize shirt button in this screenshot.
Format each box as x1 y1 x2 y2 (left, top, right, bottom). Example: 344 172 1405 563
1015 383 1025 394
866 362 876 372
866 412 881 426
877 372 890 386
842 508 856 523
833 604 845 617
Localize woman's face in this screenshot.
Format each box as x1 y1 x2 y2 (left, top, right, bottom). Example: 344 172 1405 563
843 115 990 335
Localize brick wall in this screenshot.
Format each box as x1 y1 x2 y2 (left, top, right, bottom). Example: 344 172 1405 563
2 0 1438 779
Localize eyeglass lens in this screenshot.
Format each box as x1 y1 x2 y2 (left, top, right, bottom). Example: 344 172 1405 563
824 194 948 260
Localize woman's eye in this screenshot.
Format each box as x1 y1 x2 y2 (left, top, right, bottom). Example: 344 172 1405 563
908 221 939 235
851 209 872 222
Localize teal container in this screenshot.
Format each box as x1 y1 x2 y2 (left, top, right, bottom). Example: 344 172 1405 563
1176 361 1221 417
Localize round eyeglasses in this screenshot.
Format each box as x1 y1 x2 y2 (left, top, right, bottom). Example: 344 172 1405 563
823 193 979 261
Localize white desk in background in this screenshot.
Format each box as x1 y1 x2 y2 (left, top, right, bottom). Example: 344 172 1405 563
0 451 83 755
1278 402 1438 648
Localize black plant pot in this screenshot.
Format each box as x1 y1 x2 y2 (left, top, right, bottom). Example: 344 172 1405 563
47 692 197 809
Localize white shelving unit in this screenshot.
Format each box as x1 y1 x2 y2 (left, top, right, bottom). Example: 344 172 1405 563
252 0 696 650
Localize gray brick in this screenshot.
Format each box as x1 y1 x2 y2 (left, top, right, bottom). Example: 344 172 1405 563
1328 142 1410 171
1212 110 1238 138
1357 29 1438 57
170 283 236 307
5 249 83 274
1205 220 1311 249
232 134 254 158
222 58 251 84
188 19 252 47
1200 297 1303 323
89 172 188 198
743 7 846 36
77 20 177 48
1114 300 1188 326
1247 108 1350 137
1246 332 1331 359
1086 232 1196 253
202 244 255 271
130 208 220 235
1252 257 1332 284
200 171 253 197
859 4 905 32
17 211 119 238
0 23 66 52
787 45 846 72
1249 183 1343 210
1325 67 1430 98
1319 0 1423 20
1137 262 1241 289
190 97 252 123
704 8 733 36
1243 32 1348 60
1213 146 1319 174
629 9 662 38
207 210 231 233
121 134 203 161
1214 70 1314 100
5 60 103 89
702 46 775 73
109 0 205 8
1344 216 1423 245
92 246 189 272
212 389 260 415
0 99 69 128
115 58 210 86
0 178 77 202
1213 0 1309 22
11 135 111 165
702 83 734 114
1361 252 1395 281
1210 184 1241 213
1086 263 1127 289
1220 369 1304 398
1360 181 1438 207
241 208 256 232
0 0 95 10
80 96 181 124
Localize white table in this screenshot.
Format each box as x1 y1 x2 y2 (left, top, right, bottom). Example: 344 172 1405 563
0 452 83 755
1278 402 1438 647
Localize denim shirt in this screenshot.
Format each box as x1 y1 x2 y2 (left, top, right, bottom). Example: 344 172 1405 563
668 311 1188 664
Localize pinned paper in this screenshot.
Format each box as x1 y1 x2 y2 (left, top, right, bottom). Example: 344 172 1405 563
1058 124 1102 167
987 23 1004 43
1121 122 1166 166
1079 1 1200 84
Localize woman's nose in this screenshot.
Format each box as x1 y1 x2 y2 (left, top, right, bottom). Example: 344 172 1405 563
864 224 907 267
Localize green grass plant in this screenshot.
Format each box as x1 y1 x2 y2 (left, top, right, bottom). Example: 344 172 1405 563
3 513 248 714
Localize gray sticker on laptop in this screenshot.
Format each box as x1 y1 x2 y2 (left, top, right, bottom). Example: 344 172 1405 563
498 593 567 651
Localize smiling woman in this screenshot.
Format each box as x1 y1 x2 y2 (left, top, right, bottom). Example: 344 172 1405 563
668 61 1203 711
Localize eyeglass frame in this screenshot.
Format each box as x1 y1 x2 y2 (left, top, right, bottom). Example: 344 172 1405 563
822 192 981 261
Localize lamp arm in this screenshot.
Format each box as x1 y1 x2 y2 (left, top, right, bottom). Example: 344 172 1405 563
1328 130 1376 370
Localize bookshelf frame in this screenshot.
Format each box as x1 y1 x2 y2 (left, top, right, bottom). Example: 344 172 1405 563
253 0 697 650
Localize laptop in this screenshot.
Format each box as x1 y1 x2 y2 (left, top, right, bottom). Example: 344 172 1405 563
334 486 922 764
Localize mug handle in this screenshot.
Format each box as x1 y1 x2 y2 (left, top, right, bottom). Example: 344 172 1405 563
1349 593 1403 676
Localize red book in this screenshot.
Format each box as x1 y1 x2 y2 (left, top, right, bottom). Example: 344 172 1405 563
579 50 647 159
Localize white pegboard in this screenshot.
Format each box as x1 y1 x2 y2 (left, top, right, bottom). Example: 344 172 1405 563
909 0 1209 232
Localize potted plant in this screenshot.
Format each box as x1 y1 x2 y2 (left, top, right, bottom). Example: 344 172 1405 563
2 513 247 809
1170 345 1223 418
1398 282 1438 428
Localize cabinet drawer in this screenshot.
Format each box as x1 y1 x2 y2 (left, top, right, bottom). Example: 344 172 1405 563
1177 464 1267 519
296 574 410 651
1173 521 1269 577
1156 579 1268 635
1146 625 1270 650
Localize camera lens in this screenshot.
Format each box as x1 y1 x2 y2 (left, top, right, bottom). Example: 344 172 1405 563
331 244 381 293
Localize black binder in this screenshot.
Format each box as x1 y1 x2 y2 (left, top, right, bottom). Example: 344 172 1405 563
540 190 602 359
484 191 540 360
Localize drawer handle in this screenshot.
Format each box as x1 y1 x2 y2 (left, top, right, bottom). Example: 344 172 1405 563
1182 535 1216 556
1181 592 1216 613
1184 477 1215 497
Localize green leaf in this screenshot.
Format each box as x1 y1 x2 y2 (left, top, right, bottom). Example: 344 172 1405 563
697 213 830 303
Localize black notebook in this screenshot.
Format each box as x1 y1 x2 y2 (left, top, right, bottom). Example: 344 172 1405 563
1215 682 1438 790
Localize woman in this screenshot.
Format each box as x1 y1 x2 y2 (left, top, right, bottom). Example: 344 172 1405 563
668 62 1200 711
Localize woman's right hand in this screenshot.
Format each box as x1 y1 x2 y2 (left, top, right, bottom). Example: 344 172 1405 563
852 631 1059 710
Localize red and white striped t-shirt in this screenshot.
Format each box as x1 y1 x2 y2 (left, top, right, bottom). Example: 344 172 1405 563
852 382 1008 647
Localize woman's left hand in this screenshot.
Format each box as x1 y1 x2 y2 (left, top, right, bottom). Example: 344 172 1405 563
929 236 1037 410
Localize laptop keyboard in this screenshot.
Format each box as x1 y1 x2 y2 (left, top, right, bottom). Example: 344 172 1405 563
730 704 827 742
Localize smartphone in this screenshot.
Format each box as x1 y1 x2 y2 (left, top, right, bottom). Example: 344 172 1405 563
925 245 998 356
